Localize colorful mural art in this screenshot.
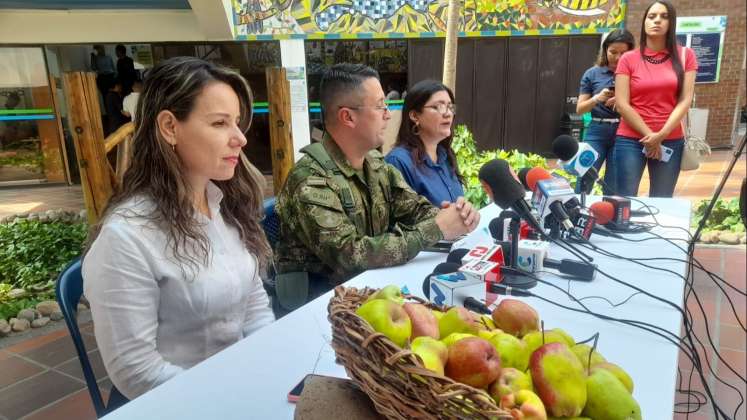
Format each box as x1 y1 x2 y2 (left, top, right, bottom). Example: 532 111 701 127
232 0 626 40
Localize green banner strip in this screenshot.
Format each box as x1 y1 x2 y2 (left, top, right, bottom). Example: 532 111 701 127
0 108 54 115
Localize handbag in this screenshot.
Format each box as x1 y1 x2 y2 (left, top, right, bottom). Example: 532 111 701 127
679 47 711 171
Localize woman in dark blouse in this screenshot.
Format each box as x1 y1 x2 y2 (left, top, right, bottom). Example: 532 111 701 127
576 28 635 195
385 79 464 207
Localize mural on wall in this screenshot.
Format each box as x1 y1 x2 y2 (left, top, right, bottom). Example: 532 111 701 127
233 0 626 39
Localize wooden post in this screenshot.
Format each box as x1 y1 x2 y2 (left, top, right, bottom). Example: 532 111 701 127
62 72 114 225
31 81 66 182
442 0 461 93
265 67 294 195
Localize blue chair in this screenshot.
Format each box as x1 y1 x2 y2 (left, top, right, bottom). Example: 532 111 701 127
56 258 128 418
261 197 280 251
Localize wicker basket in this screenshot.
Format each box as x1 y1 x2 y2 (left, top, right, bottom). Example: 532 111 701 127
328 286 512 420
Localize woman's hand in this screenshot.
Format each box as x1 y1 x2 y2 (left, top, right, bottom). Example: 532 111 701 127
640 132 666 160
604 96 617 108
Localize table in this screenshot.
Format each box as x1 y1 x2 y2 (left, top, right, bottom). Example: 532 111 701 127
104 197 692 420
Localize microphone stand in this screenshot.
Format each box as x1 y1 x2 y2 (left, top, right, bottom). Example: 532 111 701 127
500 211 538 290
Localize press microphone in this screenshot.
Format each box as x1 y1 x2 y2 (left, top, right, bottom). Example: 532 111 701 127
498 239 596 281
590 197 631 231
553 134 600 179
447 248 469 264
422 262 461 298
524 167 554 208
589 201 615 225
489 213 539 242
517 167 532 191
534 177 576 231
478 159 544 233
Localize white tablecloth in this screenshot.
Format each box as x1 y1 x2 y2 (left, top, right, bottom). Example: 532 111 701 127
104 197 691 420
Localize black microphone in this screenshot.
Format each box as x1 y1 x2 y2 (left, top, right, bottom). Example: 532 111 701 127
517 167 532 191
447 248 469 265
542 258 596 281
478 159 544 233
422 262 461 298
463 297 491 314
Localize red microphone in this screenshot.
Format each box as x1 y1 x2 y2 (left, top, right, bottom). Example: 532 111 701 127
526 167 553 192
589 201 615 225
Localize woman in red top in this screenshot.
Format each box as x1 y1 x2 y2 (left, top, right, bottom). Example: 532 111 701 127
613 0 698 197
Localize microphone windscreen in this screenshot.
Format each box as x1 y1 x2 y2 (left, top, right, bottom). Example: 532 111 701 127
589 201 615 225
552 135 579 161
517 167 531 190
478 159 526 209
526 167 553 191
446 249 469 264
433 262 461 274
488 218 504 241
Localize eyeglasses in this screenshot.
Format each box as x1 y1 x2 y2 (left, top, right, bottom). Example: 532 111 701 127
424 103 457 116
339 104 390 113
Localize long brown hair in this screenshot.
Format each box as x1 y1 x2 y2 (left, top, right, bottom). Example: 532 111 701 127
86 56 270 274
595 29 635 67
395 79 462 182
640 0 684 98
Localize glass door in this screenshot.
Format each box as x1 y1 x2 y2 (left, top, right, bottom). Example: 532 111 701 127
0 47 66 185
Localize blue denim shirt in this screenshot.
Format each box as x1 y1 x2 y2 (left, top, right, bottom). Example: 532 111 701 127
579 65 619 119
385 145 464 206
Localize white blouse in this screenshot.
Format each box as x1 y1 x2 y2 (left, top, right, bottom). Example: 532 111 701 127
83 182 275 400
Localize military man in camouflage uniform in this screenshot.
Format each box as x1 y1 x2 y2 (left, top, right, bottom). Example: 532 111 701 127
275 63 479 300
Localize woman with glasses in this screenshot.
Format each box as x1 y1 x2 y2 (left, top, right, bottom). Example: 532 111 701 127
385 79 464 207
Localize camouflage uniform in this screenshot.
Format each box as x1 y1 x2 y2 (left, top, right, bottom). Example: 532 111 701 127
275 135 443 285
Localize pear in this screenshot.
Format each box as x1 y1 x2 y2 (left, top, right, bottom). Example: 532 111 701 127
479 314 497 330
431 309 445 322
478 329 503 341
582 369 642 420
438 307 480 338
441 332 475 347
489 367 533 403
488 331 530 371
403 303 439 339
524 329 575 356
411 336 449 376
590 362 634 393
356 299 411 347
570 343 606 371
530 342 586 418
366 284 404 304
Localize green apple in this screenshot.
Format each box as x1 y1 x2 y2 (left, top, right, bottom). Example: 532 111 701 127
438 307 480 338
366 284 404 304
411 336 449 376
356 299 411 347
488 331 530 371
441 332 475 347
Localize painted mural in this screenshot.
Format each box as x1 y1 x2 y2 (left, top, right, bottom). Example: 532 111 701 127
233 0 626 39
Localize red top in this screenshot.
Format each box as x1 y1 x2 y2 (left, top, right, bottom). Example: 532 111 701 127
615 46 698 140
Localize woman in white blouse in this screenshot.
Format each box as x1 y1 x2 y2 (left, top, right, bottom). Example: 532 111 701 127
83 57 275 401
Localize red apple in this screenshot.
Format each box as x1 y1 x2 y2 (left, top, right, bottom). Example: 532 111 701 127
445 337 501 388
491 299 540 337
403 303 440 339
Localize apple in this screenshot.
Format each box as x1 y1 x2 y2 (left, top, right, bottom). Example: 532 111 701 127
403 303 439 339
411 336 449 376
489 367 533 403
445 337 501 388
502 389 547 420
491 299 540 337
356 299 411 347
366 284 404 304
438 307 480 338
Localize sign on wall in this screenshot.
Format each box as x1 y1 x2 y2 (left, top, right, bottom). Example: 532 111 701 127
232 0 626 40
676 16 727 84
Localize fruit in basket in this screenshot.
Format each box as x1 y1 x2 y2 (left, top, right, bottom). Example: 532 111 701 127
502 389 547 420
441 332 475 347
356 299 412 347
590 362 634 393
445 337 502 388
431 309 445 322
530 342 587 418
411 336 449 376
523 329 575 355
582 369 642 420
478 329 503 341
489 367 533 403
403 303 439 339
491 299 540 337
570 344 606 371
479 314 497 330
366 284 404 304
439 307 481 338
488 331 530 371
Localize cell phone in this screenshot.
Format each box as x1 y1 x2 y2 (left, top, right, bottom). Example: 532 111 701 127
641 144 674 162
288 374 341 402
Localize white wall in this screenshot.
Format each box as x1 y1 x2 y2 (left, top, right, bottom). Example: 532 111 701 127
0 10 209 44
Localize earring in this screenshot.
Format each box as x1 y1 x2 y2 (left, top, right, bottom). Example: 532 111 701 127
171 144 175 152
411 121 420 136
